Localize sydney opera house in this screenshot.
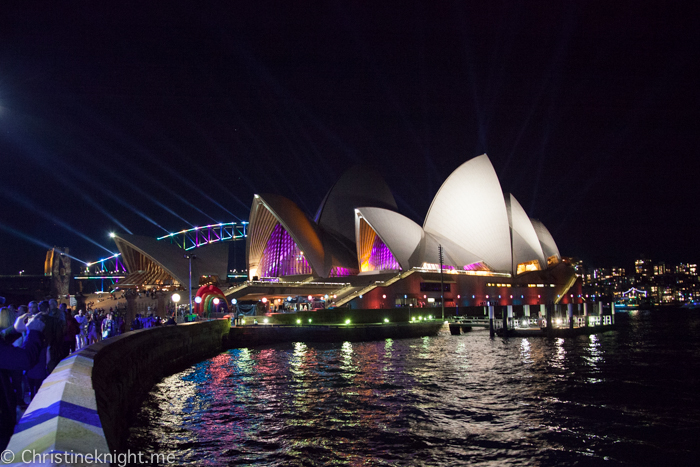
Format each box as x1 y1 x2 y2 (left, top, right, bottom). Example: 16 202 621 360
111 154 580 312
238 154 578 310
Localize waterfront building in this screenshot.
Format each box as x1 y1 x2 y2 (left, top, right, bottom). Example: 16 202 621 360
635 258 652 277
237 154 579 310
104 155 580 312
583 257 700 306
676 263 697 275
654 262 667 276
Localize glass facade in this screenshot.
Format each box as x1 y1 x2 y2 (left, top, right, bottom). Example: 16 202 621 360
516 259 542 275
329 266 355 277
358 218 401 272
360 219 401 272
259 224 312 277
463 262 490 272
369 237 400 271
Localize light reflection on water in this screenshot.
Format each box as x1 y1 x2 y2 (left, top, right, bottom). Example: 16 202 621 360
520 338 532 365
129 310 700 465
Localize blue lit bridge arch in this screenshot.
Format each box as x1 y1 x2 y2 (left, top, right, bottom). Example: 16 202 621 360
157 222 248 250
79 222 248 292
84 253 126 275
74 253 127 293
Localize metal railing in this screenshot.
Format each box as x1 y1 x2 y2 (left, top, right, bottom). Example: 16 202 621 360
457 314 614 331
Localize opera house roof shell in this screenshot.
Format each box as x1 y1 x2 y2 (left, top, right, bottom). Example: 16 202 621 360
246 154 562 281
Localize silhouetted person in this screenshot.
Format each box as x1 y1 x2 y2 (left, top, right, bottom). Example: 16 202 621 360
1 313 45 450
42 301 65 374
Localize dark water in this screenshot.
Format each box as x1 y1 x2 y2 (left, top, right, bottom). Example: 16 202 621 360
129 309 700 466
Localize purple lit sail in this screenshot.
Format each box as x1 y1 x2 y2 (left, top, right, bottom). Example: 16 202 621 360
369 235 400 271
329 266 356 277
259 224 311 277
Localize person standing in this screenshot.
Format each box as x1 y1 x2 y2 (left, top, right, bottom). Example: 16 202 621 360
130 313 143 331
86 312 99 345
74 309 88 349
0 308 15 336
101 313 116 339
63 309 79 354
27 301 39 316
42 301 65 374
0 308 24 410
117 314 125 335
1 313 45 450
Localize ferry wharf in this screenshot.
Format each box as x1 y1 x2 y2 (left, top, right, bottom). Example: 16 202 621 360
448 302 616 338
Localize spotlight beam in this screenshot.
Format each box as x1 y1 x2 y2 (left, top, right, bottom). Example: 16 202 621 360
1 125 135 234
0 221 89 265
134 172 219 224
76 111 243 223
3 191 116 255
73 156 194 229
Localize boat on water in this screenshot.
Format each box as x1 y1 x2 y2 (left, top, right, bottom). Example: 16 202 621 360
613 298 641 311
614 287 649 311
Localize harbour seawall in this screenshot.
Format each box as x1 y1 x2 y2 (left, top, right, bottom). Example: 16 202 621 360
229 321 444 347
262 307 440 325
5 319 231 464
229 307 445 347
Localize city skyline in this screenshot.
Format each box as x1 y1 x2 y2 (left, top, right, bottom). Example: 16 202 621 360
1 2 698 274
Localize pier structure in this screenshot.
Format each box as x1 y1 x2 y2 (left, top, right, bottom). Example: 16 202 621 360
446 301 615 337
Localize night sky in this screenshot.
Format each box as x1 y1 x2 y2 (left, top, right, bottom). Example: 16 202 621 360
1 2 698 275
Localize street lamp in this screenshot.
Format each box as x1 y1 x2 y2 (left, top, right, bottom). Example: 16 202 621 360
184 254 196 317
172 293 181 321
231 298 238 324
438 244 445 320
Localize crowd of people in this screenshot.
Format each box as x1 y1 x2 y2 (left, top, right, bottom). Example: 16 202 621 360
0 295 176 450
